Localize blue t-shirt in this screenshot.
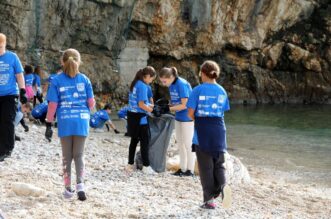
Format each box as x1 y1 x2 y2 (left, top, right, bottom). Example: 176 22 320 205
187 83 230 117
128 80 150 125
169 77 192 122
118 106 129 119
33 74 41 87
0 51 24 96
32 101 48 118
90 110 110 128
147 85 153 100
47 72 94 137
24 74 34 86
48 73 57 83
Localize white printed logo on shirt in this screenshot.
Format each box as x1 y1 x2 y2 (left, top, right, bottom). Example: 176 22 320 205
0 74 9 86
80 113 89 119
199 96 206 100
212 103 218 109
59 87 65 92
218 95 226 103
73 92 79 98
77 83 85 92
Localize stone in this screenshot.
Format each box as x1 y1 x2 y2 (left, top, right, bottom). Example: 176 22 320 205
12 182 45 197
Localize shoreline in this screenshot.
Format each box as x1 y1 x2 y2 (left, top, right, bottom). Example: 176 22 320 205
0 123 330 218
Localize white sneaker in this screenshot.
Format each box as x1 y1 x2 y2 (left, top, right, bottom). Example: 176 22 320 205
142 166 157 175
125 164 135 173
221 184 232 209
94 128 104 133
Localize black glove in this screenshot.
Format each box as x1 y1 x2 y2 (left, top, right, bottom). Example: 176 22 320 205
114 129 120 134
152 105 161 117
192 144 197 152
19 88 27 104
45 122 53 142
161 104 170 114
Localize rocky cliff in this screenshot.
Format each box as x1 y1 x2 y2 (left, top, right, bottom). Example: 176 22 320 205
0 0 330 105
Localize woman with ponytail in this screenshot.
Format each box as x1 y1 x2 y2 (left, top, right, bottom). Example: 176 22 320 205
46 48 95 201
126 66 156 174
158 67 195 177
187 60 232 209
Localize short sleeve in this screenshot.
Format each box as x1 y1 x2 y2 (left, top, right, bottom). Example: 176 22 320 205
178 81 190 99
14 54 24 74
85 76 94 99
46 80 59 103
137 83 148 102
147 86 153 99
187 87 198 110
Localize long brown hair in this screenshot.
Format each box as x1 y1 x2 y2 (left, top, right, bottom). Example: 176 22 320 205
200 60 220 79
130 66 156 92
62 48 81 78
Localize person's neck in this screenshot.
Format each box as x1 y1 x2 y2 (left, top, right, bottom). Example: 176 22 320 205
203 79 216 84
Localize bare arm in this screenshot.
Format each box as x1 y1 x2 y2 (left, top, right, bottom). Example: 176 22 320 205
188 108 195 121
138 101 153 113
15 73 25 89
170 98 188 112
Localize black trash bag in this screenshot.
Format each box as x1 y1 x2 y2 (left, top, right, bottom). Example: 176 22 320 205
135 114 175 172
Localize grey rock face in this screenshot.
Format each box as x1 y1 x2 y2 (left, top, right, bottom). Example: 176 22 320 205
0 0 330 104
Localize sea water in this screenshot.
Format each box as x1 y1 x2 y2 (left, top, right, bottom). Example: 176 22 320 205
226 104 331 187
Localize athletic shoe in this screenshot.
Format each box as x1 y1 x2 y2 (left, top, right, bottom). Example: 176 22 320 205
172 169 184 177
15 135 21 141
221 184 232 209
23 125 29 132
63 188 75 199
142 166 156 175
183 170 194 177
94 128 104 133
125 164 135 173
200 199 216 209
76 183 86 201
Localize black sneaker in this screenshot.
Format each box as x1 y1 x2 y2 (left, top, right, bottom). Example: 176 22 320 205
15 135 21 141
183 170 194 177
23 125 29 132
77 191 86 201
172 169 184 177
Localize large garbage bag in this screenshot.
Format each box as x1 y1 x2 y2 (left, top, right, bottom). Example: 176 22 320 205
135 113 175 172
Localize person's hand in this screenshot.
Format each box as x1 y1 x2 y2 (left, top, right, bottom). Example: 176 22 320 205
45 122 53 142
114 129 120 134
19 88 27 104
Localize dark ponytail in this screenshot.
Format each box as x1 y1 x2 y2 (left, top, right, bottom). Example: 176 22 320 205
200 60 220 79
130 66 156 91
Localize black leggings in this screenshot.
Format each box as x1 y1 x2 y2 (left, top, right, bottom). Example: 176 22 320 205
0 95 17 156
128 125 150 166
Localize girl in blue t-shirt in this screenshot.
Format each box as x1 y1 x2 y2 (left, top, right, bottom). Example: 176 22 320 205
158 67 195 177
187 60 232 209
126 66 156 174
46 48 95 201
24 65 35 101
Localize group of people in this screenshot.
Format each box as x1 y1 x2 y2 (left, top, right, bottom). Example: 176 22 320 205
125 63 232 209
0 32 231 209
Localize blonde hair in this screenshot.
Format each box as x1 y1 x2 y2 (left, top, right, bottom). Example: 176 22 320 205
62 48 81 78
0 33 6 43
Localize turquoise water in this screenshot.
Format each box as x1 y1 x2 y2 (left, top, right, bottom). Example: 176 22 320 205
226 105 331 187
